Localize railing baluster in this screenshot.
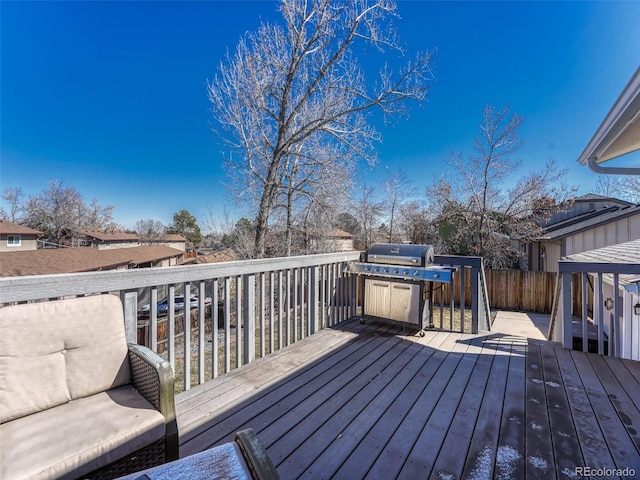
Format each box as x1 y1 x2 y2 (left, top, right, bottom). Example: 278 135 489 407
581 273 588 353
269 271 275 354
278 270 283 350
288 269 293 345
439 283 444 329
150 287 158 352
168 285 176 375
198 280 206 385
260 272 265 358
321 264 327 328
212 278 219 379
293 268 298 343
301 267 306 339
224 277 231 373
597 273 604 355
459 266 466 332
121 290 138 344
235 275 242 368
183 282 191 391
613 273 620 357
243 273 256 365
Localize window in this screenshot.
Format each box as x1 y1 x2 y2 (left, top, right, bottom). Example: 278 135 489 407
7 235 21 247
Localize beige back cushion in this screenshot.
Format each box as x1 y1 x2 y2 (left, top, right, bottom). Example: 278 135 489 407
0 295 131 423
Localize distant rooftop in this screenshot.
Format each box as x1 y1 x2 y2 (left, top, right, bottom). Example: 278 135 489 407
0 221 43 236
0 245 184 277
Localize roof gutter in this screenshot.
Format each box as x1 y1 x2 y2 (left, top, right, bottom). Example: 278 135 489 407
578 66 640 174
586 157 640 175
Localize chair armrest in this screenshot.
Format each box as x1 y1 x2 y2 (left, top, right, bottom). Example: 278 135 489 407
128 343 179 461
235 429 280 480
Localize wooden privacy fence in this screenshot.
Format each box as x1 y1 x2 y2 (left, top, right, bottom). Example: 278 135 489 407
434 269 557 314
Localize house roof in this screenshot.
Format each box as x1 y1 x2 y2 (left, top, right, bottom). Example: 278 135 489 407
563 239 640 291
82 231 186 243
0 221 43 236
183 248 239 265
537 204 640 241
572 193 633 206
83 231 140 242
159 234 187 242
578 66 640 166
0 245 184 277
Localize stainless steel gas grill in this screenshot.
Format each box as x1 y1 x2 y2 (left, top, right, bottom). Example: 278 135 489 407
346 243 457 335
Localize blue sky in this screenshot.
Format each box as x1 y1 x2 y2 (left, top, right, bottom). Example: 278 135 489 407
2 1 639 231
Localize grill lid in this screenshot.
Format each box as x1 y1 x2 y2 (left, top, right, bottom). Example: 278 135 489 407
365 243 435 266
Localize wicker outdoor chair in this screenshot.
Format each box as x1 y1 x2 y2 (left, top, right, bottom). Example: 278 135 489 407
0 295 179 480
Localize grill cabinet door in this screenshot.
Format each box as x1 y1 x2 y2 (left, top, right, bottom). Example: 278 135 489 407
390 283 420 324
364 279 390 318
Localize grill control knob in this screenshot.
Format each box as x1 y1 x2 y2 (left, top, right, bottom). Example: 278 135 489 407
414 271 420 276
403 271 409 275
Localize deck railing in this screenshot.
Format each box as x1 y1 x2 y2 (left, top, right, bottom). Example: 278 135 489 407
0 251 491 392
551 260 640 360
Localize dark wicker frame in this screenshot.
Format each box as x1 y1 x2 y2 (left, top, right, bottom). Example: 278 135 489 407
83 344 178 480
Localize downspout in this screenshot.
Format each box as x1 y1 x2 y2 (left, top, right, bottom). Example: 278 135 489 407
587 158 640 176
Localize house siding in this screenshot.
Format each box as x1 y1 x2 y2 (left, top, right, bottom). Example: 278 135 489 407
565 214 640 258
0 235 39 252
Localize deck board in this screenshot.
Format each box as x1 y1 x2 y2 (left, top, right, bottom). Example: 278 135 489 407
174 317 640 479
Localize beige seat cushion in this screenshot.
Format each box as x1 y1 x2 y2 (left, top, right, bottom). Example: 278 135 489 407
0 295 131 423
0 385 165 480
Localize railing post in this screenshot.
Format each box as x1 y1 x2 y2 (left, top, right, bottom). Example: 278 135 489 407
459 266 466 332
562 272 572 349
471 266 479 333
243 273 256 365
121 290 138 344
597 273 604 355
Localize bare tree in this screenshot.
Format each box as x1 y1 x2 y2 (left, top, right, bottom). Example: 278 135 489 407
208 0 434 257
134 219 167 245
594 175 624 198
382 167 413 242
397 200 438 245
430 105 574 268
620 167 640 203
19 180 117 246
0 187 25 223
353 184 384 250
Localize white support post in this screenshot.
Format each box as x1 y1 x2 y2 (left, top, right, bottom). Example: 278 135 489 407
562 272 573 350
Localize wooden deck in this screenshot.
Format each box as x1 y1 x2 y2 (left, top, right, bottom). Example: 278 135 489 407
175 318 640 479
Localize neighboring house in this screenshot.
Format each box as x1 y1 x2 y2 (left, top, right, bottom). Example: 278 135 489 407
0 221 43 252
310 229 355 252
0 245 184 277
522 198 640 272
182 248 239 265
79 231 187 252
78 231 140 249
561 240 640 360
155 234 187 252
544 193 633 225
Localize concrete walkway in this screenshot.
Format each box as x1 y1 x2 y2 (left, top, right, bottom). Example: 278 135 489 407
489 310 551 340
